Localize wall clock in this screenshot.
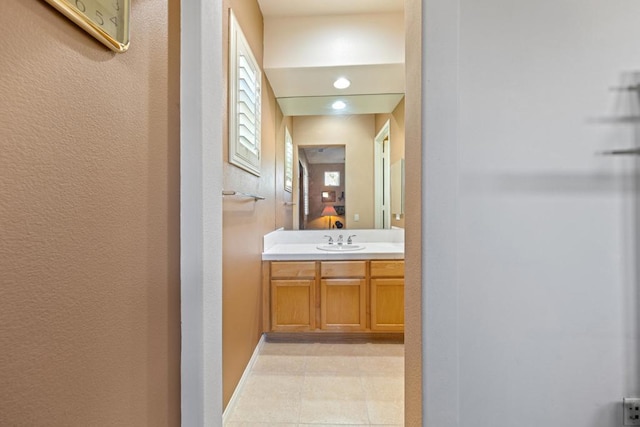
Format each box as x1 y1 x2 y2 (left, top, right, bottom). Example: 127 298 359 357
44 0 130 53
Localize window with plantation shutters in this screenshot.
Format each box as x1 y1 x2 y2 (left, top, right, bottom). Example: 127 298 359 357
229 11 261 176
284 128 293 192
303 171 309 216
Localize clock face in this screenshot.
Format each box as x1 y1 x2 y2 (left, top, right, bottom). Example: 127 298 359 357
45 0 130 52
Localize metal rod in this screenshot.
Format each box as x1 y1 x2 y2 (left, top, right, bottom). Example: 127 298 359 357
599 148 640 156
609 84 640 92
222 190 265 201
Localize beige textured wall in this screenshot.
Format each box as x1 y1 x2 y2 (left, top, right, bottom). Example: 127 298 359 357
0 0 181 425
293 115 375 229
222 0 284 408
375 99 406 229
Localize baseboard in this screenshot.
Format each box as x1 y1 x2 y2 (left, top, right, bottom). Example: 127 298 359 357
265 331 404 344
222 334 266 424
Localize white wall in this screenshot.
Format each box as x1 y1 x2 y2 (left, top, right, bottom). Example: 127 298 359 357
425 0 640 426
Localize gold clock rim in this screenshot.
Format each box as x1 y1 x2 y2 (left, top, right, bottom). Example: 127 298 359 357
44 0 130 53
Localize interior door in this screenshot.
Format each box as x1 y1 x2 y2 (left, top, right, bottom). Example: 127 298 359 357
298 161 306 229
374 121 391 229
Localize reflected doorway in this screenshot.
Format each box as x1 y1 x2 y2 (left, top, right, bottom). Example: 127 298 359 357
298 161 306 229
298 145 346 230
374 120 391 228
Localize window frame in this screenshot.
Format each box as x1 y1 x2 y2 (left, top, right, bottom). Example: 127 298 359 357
324 171 340 187
228 11 261 176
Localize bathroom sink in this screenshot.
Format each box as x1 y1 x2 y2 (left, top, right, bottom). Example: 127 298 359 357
316 244 365 252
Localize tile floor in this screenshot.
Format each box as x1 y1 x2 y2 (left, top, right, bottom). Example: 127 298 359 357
224 341 404 426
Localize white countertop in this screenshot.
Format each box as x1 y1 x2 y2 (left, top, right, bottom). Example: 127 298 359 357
262 228 405 261
262 242 404 261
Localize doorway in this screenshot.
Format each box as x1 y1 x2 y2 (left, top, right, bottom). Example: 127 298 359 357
298 161 306 229
374 120 391 229
180 0 424 425
298 145 346 230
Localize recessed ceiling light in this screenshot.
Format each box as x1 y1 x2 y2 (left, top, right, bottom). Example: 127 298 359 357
333 77 351 89
332 100 346 110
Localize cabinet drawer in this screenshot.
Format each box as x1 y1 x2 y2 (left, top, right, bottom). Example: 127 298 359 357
271 261 316 278
321 261 366 278
370 260 404 277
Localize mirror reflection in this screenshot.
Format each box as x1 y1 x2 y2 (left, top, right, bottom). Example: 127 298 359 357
287 107 405 230
298 145 346 230
260 0 406 230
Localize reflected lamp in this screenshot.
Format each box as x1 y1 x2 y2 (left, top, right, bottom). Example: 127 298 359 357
321 205 338 229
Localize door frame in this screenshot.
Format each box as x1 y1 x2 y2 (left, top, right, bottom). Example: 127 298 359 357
374 119 391 229
298 160 306 229
180 0 224 425
179 0 436 425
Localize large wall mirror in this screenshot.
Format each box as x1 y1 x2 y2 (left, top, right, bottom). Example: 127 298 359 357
259 0 406 230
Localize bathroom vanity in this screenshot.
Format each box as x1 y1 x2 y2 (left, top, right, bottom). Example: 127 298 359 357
262 229 404 340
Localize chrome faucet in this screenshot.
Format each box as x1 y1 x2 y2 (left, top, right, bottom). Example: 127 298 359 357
324 235 334 245
347 234 357 244
337 235 344 245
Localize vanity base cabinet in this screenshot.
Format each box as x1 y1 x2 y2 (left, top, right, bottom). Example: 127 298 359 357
264 259 403 336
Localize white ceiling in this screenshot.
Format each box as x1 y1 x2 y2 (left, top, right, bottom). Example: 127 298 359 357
257 0 405 116
301 146 345 164
257 0 404 17
265 64 405 98
278 93 405 117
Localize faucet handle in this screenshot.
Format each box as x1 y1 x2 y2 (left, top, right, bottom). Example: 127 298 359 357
347 234 357 244
324 235 334 244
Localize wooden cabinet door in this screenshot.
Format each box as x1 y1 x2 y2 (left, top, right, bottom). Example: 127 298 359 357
320 279 366 331
371 278 404 331
271 279 315 331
